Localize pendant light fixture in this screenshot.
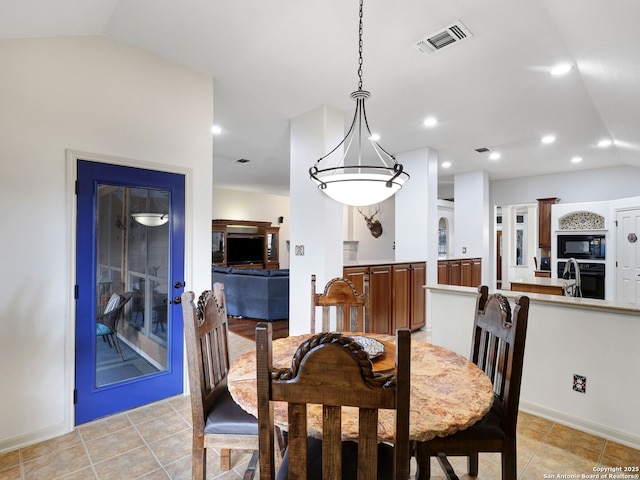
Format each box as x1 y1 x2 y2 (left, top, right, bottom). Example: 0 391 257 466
132 213 168 227
309 0 409 207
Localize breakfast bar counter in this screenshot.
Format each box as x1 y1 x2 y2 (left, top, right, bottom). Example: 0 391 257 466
424 284 640 449
510 276 575 296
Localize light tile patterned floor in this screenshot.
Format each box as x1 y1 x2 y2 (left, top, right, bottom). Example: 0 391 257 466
1 331 638 479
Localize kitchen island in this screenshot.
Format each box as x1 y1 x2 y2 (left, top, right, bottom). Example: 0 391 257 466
510 276 575 296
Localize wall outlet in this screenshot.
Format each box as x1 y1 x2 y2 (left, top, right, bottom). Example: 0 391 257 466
573 374 587 394
295 245 304 256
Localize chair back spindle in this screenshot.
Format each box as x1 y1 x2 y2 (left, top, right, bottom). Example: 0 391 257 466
257 323 411 479
310 274 370 333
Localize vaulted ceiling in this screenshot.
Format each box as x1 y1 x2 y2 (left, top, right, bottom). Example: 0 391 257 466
2 0 639 197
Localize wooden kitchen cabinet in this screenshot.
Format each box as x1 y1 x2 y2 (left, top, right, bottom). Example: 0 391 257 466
392 264 411 330
409 262 426 330
461 259 473 286
472 258 482 286
368 264 393 334
437 261 448 284
448 259 461 286
344 261 426 334
464 257 482 286
438 258 481 287
537 197 560 250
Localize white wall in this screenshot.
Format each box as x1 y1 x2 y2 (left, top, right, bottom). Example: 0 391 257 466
492 165 640 206
346 197 396 262
0 36 213 452
427 286 640 449
212 188 291 268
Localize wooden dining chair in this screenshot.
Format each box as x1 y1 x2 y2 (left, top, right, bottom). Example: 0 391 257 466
414 285 530 480
256 322 411 480
310 274 369 333
182 284 259 480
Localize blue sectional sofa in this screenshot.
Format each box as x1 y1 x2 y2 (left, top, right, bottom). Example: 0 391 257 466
211 266 289 321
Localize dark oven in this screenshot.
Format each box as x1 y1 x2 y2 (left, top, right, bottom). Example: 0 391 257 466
557 234 605 260
557 261 605 300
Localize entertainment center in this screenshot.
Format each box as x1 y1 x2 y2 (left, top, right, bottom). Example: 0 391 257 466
212 219 280 269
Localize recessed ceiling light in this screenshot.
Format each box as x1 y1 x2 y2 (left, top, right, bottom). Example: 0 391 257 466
571 156 583 164
368 133 381 141
489 152 501 161
550 63 572 76
541 135 556 144
441 161 452 168
422 117 438 127
211 125 223 135
597 138 613 148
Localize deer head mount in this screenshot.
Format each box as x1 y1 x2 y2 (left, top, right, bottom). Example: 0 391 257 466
358 206 383 238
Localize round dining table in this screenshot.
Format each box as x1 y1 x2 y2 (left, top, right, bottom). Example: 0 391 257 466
227 332 494 443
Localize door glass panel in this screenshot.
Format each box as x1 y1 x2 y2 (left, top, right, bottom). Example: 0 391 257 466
96 185 169 386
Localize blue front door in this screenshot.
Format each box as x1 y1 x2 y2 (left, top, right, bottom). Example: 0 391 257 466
75 160 185 424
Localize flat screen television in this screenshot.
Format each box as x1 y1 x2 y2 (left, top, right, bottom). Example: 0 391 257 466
226 236 264 265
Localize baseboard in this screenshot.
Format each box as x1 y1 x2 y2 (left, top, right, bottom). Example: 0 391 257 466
519 400 640 450
0 422 68 454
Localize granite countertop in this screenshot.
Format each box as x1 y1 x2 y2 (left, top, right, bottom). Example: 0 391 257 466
437 257 481 261
228 333 494 443
426 284 640 315
511 277 575 288
344 259 426 266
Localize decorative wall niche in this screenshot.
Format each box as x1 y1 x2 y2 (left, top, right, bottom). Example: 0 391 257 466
559 211 605 231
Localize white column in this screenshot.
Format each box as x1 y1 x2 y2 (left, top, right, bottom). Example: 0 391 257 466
454 171 490 284
395 148 439 285
289 106 345 335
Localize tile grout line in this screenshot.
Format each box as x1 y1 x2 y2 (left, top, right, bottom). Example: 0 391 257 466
19 448 25 480
518 421 554 479
76 428 99 480
128 400 191 479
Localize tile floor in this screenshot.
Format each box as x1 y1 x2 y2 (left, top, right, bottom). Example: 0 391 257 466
1 331 638 479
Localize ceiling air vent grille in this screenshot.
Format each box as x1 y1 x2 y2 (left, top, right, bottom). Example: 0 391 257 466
414 21 472 55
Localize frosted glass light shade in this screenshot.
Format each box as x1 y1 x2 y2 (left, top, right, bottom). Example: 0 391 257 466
312 172 407 207
132 213 168 227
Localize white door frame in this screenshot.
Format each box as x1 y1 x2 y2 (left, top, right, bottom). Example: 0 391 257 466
65 149 193 430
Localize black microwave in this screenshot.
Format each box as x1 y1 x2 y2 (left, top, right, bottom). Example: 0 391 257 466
557 234 605 260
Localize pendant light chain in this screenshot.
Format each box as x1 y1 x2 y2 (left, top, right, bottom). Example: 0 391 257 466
357 0 364 91
308 0 410 206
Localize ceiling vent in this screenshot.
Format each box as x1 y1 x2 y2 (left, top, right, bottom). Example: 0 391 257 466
414 21 472 55
234 158 251 164
474 147 491 153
